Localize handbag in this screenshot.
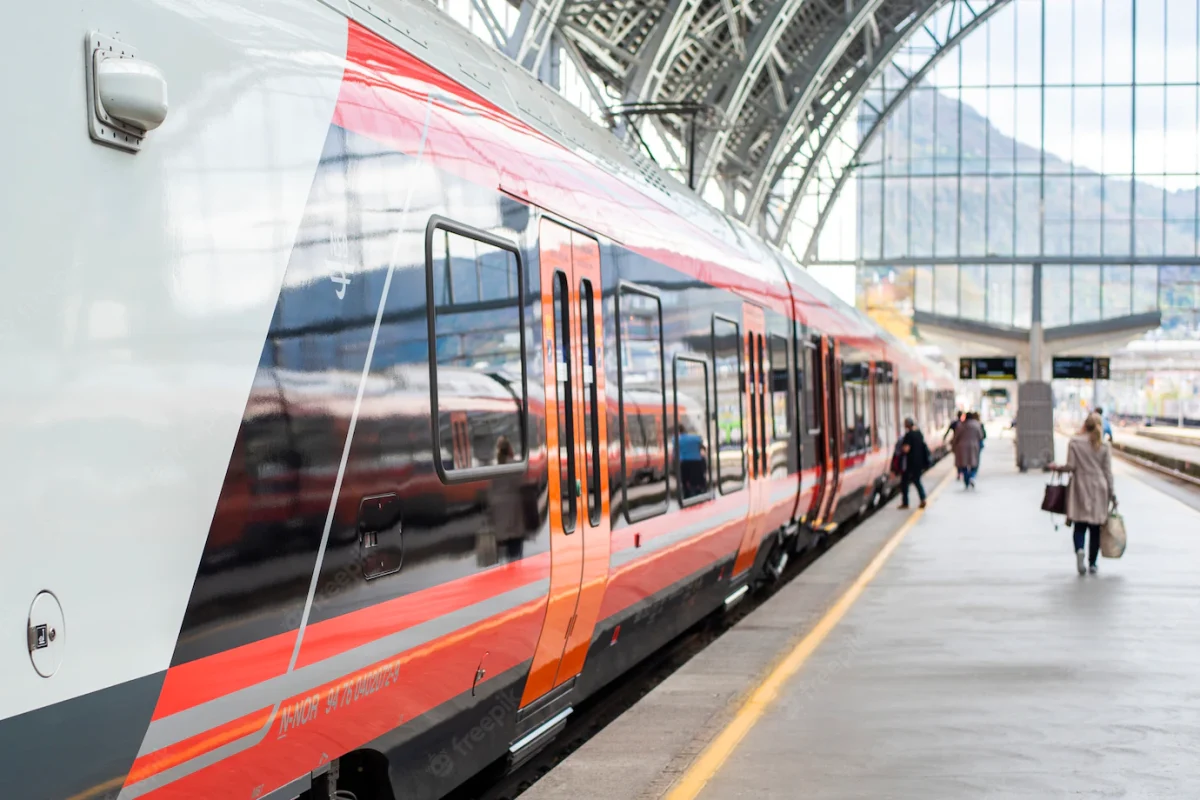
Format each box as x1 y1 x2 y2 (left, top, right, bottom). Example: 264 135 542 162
1101 499 1126 558
1041 472 1068 515
890 439 904 476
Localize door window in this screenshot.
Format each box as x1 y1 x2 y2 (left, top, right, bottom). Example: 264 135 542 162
580 280 601 526
552 272 577 532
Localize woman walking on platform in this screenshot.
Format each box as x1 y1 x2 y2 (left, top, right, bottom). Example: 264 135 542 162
952 411 984 488
1050 413 1115 575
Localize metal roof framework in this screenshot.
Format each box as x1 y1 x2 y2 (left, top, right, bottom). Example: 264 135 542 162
501 0 1008 257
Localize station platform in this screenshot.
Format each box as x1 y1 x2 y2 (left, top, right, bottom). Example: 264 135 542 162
523 436 1200 799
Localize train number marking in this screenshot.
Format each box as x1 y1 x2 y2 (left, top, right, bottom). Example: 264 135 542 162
277 693 322 737
276 661 406 740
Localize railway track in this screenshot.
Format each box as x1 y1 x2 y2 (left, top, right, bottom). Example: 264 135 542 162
1110 445 1200 488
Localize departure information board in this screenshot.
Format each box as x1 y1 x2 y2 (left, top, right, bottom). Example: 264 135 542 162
959 357 1018 380
1052 356 1111 380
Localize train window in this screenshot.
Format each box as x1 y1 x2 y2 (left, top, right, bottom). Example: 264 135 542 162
712 316 745 493
899 379 914 429
841 362 870 454
802 339 820 435
746 333 759 479
581 280 601 527
617 283 668 521
553 272 577 533
769 334 789 440
425 217 527 484
756 334 768 475
673 356 712 505
876 362 895 448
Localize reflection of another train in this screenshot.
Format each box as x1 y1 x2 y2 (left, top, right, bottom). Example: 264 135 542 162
619 388 668 486
202 364 545 574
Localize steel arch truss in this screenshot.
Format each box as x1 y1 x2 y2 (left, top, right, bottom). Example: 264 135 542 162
774 0 1008 261
501 0 1008 249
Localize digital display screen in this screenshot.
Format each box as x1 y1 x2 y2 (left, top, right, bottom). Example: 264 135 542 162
973 357 1018 380
1052 356 1096 379
959 358 974 380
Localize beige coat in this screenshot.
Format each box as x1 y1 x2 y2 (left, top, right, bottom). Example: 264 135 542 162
952 419 983 469
1062 435 1114 525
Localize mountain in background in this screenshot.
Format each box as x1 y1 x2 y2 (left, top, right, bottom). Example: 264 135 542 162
857 87 1200 338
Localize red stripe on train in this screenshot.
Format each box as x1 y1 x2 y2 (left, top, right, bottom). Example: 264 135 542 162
135 598 546 796
153 553 551 721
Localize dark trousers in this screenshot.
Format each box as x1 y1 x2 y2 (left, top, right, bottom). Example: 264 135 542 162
1073 522 1101 566
901 474 925 505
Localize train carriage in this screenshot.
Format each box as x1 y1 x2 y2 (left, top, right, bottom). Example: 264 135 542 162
0 3 953 799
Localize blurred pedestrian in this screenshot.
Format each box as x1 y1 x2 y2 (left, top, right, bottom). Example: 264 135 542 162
972 410 987 451
952 411 984 489
897 417 930 510
1049 413 1115 575
1094 407 1113 442
943 410 965 443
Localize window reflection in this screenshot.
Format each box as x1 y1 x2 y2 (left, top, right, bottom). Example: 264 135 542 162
841 361 871 454
619 286 668 519
712 317 745 494
674 357 711 503
429 227 525 475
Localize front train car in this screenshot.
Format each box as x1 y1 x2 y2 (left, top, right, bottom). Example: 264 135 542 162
0 2 952 799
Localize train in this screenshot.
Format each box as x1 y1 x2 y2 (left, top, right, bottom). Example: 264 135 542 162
0 2 954 799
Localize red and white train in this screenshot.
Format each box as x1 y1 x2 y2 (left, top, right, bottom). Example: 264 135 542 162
0 3 953 799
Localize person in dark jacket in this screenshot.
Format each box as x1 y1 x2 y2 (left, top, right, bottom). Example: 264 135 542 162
898 417 931 510
943 410 965 443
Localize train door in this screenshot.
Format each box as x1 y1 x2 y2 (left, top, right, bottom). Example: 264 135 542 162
520 219 611 711
800 335 826 522
815 339 843 524
731 304 769 577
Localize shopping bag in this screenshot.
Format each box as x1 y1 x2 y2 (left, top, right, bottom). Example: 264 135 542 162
1101 506 1126 559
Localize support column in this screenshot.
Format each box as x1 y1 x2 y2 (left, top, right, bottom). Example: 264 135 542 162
1016 263 1053 470
1028 263 1044 382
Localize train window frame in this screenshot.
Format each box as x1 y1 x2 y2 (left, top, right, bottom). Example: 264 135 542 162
841 361 870 456
552 271 578 533
802 338 821 436
768 333 790 441
580 278 602 527
615 280 670 523
424 215 529 485
873 362 889 450
673 354 714 508
712 314 746 495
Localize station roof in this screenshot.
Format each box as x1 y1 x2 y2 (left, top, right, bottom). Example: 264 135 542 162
556 0 947 227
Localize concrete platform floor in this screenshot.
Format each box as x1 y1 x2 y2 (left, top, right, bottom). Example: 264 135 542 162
698 439 1200 799
525 437 1200 800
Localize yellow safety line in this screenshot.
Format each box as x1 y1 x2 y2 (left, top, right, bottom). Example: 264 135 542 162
663 469 955 800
